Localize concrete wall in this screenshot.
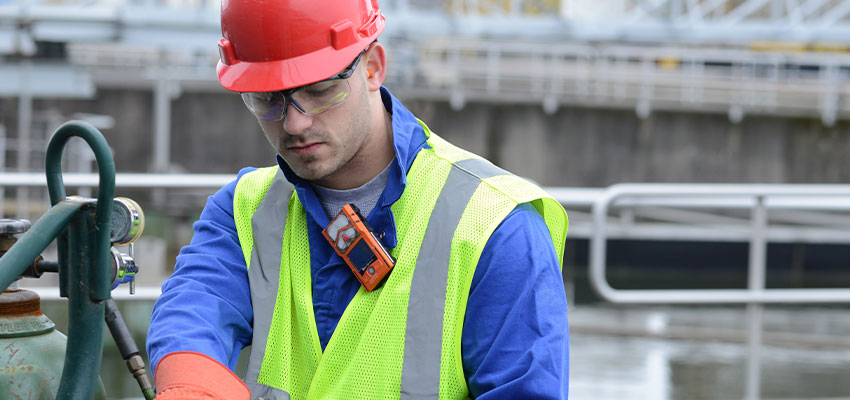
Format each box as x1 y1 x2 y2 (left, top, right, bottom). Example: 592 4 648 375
407 100 850 186
2 89 850 186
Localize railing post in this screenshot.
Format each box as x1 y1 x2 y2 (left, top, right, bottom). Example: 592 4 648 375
745 195 767 400
0 124 6 217
153 78 176 175
486 46 500 94
16 58 33 220
748 195 767 296
449 44 465 110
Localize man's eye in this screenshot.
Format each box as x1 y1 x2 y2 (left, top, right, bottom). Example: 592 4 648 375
305 87 332 97
304 82 337 96
257 93 282 104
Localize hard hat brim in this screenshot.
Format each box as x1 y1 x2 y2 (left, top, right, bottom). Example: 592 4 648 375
217 41 372 93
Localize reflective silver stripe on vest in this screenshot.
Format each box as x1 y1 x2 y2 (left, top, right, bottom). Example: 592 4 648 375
454 158 509 180
245 169 293 400
399 159 509 399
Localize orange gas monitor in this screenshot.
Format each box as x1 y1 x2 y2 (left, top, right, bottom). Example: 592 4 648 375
323 204 395 292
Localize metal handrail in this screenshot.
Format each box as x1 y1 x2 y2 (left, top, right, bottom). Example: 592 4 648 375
0 172 235 188
6 174 850 243
590 183 850 304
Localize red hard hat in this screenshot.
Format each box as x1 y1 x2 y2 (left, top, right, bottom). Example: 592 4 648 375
216 0 385 93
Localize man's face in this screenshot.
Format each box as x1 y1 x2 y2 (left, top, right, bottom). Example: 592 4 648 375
256 65 374 187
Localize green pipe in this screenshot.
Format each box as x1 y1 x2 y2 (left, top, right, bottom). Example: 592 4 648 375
56 205 105 400
0 200 85 291
42 121 116 400
45 121 115 301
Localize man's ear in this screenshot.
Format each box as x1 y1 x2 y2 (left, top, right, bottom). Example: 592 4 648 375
364 43 386 91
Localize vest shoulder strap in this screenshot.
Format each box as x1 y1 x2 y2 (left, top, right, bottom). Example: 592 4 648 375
233 166 279 268
424 124 569 266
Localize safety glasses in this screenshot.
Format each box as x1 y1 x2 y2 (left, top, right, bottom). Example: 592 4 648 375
241 50 366 121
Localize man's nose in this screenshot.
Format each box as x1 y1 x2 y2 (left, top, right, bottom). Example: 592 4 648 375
283 103 313 135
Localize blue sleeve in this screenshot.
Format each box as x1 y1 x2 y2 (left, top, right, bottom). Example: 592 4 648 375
146 168 256 373
463 202 569 399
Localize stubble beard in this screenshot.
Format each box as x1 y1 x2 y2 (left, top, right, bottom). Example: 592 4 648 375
277 131 328 181
281 114 372 183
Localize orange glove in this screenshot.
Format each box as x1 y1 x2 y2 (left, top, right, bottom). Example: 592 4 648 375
154 351 250 400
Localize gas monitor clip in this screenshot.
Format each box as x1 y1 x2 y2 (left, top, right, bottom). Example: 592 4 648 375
322 204 395 292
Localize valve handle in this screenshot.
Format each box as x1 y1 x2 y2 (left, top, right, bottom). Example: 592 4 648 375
110 247 138 293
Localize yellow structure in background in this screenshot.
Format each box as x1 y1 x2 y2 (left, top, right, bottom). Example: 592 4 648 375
749 40 850 53
446 0 560 16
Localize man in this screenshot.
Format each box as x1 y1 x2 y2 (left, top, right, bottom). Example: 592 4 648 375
147 1 570 399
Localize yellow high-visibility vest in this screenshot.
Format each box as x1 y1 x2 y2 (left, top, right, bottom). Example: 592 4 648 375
233 122 568 400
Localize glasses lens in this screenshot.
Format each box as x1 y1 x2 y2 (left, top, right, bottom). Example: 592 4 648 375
241 74 353 121
242 92 286 121
291 79 352 116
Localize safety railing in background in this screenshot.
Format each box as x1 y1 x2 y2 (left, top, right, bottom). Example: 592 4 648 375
7 173 850 241
6 173 850 248
589 183 850 400
404 39 850 125
0 172 235 188
0 172 236 216
5 173 850 244
60 39 850 124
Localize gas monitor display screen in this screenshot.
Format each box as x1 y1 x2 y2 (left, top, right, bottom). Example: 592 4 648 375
347 240 377 274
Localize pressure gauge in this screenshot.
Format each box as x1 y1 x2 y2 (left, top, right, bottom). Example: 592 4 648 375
110 197 145 245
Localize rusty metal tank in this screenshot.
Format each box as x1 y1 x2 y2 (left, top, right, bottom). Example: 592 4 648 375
0 219 106 400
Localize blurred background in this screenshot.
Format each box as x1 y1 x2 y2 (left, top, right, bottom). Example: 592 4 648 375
1 0 850 399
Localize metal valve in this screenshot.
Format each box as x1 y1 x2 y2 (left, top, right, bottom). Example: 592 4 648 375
110 197 145 246
106 197 144 295
110 246 138 294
